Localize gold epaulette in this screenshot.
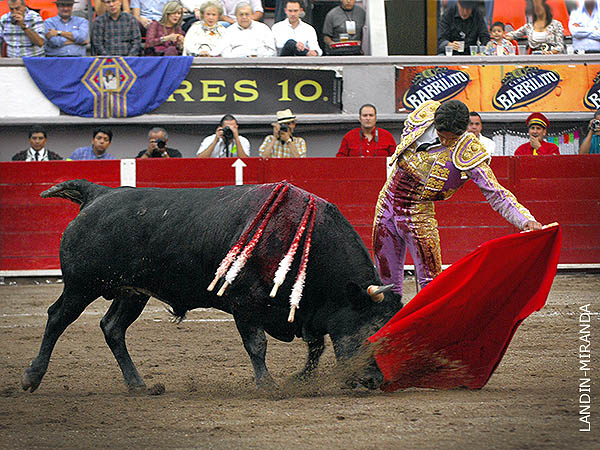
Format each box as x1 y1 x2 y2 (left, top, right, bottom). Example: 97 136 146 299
451 133 491 171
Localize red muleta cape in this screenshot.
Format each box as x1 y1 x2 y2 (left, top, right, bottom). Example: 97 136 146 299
368 224 562 391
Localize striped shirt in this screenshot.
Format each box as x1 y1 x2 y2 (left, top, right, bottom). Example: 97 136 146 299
0 9 45 57
259 135 307 158
92 12 142 56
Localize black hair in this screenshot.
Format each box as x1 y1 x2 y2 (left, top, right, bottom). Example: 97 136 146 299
457 0 475 10
28 125 47 139
491 21 505 31
595 108 600 118
219 114 238 126
469 111 481 119
93 127 113 142
284 0 304 8
359 103 377 116
434 100 470 135
526 0 553 27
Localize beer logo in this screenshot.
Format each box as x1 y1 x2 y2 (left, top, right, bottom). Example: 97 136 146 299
584 71 600 110
402 67 470 111
493 66 560 111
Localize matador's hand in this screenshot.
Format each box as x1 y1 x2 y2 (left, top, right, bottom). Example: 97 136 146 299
523 220 542 231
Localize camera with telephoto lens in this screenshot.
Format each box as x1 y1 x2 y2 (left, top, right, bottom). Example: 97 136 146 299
591 119 600 132
155 139 166 149
222 126 234 140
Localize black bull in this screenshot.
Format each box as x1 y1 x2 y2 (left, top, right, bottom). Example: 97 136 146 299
22 180 403 393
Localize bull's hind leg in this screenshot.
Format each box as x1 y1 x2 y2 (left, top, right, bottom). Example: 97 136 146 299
100 293 149 392
22 287 98 392
293 336 325 381
234 316 276 389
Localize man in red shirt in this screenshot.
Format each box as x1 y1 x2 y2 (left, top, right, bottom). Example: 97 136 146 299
514 113 560 156
336 104 397 157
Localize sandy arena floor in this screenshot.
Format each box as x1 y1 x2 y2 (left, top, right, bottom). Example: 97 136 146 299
0 273 598 449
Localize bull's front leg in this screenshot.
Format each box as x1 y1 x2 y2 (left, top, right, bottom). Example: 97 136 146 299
100 293 149 392
233 316 276 389
291 336 325 382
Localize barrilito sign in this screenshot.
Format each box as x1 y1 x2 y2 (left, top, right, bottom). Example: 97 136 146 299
584 71 600 110
402 67 470 111
493 66 561 111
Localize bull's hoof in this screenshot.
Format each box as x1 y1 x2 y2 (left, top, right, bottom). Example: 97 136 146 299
127 383 148 395
21 369 43 393
255 373 278 391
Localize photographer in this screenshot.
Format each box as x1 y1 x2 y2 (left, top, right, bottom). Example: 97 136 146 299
136 127 182 158
197 114 250 158
579 109 600 154
259 109 306 158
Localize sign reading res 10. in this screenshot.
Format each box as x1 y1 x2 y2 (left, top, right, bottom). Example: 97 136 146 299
157 68 342 114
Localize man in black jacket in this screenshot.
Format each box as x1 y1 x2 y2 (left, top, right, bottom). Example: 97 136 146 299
12 126 62 161
437 0 490 55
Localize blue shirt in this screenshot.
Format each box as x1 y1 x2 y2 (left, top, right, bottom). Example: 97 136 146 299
44 15 89 57
591 134 600 154
130 0 168 22
70 145 115 160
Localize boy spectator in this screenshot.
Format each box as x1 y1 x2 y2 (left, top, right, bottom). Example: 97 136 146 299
44 0 89 57
514 113 560 156
322 0 365 55
272 0 322 56
579 108 600 154
0 0 45 57
468 112 497 156
197 114 250 158
259 109 307 158
92 0 142 56
484 21 514 55
437 0 490 55
70 127 116 160
336 104 396 157
569 0 600 54
12 126 62 161
136 127 182 158
220 2 275 57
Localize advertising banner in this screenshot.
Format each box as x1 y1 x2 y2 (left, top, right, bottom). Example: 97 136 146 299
396 64 600 113
154 67 342 115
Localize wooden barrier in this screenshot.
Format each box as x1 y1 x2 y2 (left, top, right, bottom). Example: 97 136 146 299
1 156 598 274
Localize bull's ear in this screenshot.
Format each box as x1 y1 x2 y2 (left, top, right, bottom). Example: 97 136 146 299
345 282 369 310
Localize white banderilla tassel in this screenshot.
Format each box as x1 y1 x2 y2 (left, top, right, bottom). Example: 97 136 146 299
288 270 306 323
270 254 294 298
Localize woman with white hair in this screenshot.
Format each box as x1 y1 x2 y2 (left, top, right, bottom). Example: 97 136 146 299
144 1 186 56
182 1 226 56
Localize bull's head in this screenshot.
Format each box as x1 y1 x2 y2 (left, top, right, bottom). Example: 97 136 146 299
328 282 403 390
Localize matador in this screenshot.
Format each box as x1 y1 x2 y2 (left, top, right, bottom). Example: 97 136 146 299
373 99 542 296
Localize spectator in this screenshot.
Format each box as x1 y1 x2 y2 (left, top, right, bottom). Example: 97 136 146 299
95 0 131 16
272 0 322 56
220 0 263 27
0 0 45 58
336 104 397 157
437 0 490 55
219 2 275 57
145 1 185 55
12 126 62 161
483 21 514 55
568 0 600 54
44 0 89 57
183 0 226 56
322 0 366 55
93 0 143 56
196 114 250 158
373 99 541 296
468 112 497 156
506 0 564 54
70 127 116 160
259 109 307 158
131 0 167 31
136 127 182 158
579 108 600 154
514 113 560 155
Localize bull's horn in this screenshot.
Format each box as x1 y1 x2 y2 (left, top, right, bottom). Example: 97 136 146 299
367 284 394 302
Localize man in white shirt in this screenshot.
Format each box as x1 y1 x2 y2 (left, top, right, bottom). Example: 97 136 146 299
468 112 497 156
196 114 251 158
271 0 321 56
220 0 263 26
220 2 275 57
569 0 600 53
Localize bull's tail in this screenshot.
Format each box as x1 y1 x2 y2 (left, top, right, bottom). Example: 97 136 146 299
40 179 111 207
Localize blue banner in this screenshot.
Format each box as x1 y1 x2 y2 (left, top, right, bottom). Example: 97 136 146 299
23 56 193 118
